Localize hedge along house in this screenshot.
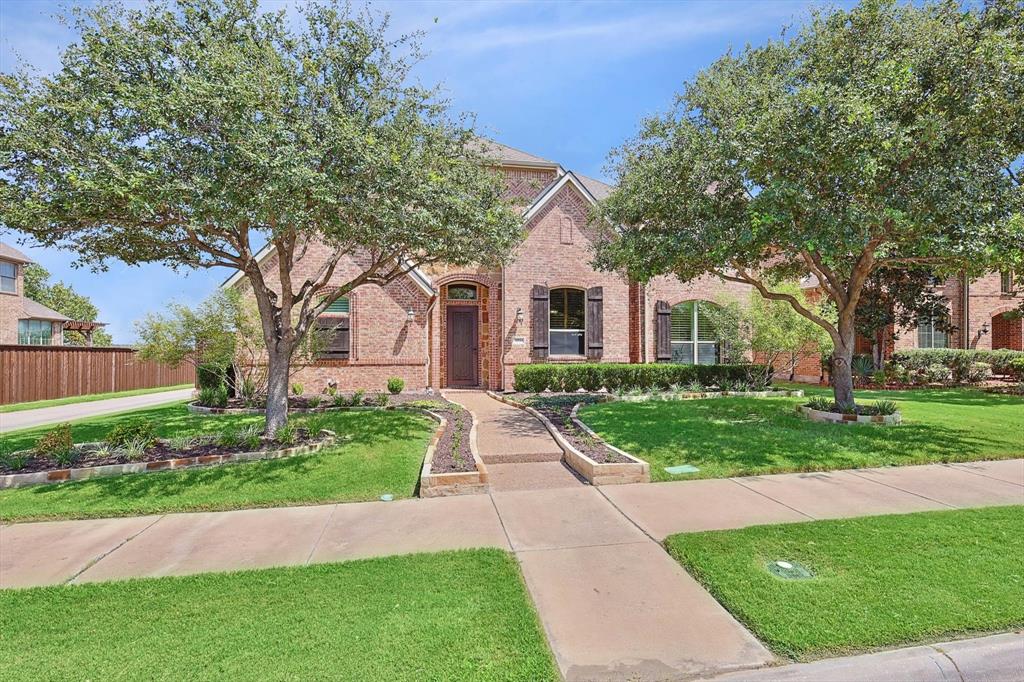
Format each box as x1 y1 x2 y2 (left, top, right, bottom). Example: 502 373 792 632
222 141 761 393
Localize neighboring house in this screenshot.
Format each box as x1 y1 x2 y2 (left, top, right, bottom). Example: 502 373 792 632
0 242 106 346
224 141 1021 392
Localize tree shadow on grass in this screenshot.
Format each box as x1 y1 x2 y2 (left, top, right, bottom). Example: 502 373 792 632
581 397 1019 479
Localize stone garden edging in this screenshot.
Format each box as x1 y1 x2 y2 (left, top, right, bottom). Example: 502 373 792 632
614 388 804 402
418 409 489 498
0 434 338 490
797 404 902 425
187 401 396 415
487 391 650 486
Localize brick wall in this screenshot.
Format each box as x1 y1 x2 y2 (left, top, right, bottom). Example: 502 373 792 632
499 166 558 205
501 182 632 386
235 243 432 393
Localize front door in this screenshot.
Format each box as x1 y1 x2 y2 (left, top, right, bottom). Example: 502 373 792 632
447 306 479 387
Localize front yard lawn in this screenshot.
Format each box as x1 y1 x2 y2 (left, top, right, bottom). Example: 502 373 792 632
0 403 433 522
665 506 1024 660
579 386 1024 480
0 548 558 681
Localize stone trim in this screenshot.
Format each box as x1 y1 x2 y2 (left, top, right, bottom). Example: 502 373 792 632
615 389 804 402
0 434 337 490
186 401 424 416
797 404 902 425
487 391 649 485
418 408 490 497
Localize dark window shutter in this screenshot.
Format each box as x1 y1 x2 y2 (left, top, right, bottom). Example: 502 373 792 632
318 317 350 359
531 284 549 360
655 300 671 362
586 286 603 360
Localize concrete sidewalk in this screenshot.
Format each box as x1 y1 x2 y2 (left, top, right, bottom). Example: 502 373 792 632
3 459 1021 680
0 388 195 433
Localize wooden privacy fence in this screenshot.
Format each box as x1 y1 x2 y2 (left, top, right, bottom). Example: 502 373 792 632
0 345 195 405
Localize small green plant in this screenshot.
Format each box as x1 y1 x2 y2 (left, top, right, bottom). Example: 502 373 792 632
105 421 158 448
238 424 263 450
120 438 149 461
1 448 31 471
333 392 348 407
806 396 833 412
871 400 899 416
375 393 389 407
216 429 241 448
851 354 874 381
198 385 229 408
168 435 199 452
871 370 887 386
351 389 366 406
387 376 405 395
685 381 704 393
291 382 303 396
325 385 338 398
92 445 114 459
307 395 322 409
35 424 74 465
275 422 297 446
240 377 259 406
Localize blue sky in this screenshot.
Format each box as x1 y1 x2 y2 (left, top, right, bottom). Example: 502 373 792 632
0 0 850 342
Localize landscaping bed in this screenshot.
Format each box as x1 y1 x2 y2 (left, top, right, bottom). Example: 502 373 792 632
665 506 1024 660
0 549 559 681
189 390 435 414
0 404 434 522
415 397 487 497
502 394 629 464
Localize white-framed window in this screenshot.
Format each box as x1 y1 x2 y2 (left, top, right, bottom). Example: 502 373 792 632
917 314 950 348
670 301 720 365
18 319 52 345
0 261 16 294
549 287 585 355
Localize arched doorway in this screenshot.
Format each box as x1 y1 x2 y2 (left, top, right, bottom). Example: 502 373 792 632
991 310 1023 351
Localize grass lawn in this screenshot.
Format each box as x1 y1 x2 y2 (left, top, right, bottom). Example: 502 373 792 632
0 402 433 522
0 383 193 413
579 386 1024 480
665 506 1024 660
0 548 558 681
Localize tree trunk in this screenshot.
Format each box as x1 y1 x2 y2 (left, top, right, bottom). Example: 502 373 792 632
265 348 291 436
831 322 857 408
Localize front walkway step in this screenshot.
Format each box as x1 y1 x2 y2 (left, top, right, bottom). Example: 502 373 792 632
441 390 564 464
487 462 585 492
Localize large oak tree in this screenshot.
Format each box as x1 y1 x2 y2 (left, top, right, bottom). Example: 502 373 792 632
595 0 1023 407
1 0 522 433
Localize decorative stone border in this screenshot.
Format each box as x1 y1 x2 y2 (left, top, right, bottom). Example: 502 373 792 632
418 409 489 497
187 401 394 415
615 389 804 402
797 404 902 425
487 391 650 486
0 433 337 490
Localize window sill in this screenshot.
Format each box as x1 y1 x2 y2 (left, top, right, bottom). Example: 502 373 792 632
546 355 589 363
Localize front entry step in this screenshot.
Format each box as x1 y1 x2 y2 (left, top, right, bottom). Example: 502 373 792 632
480 451 564 465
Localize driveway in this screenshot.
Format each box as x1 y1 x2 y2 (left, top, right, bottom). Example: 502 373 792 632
0 388 194 433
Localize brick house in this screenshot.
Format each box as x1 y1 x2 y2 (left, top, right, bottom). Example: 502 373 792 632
224 142 1021 392
0 243 70 346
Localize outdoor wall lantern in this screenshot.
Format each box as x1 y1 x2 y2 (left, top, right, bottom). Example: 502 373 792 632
515 307 525 325
406 308 415 322
980 322 990 336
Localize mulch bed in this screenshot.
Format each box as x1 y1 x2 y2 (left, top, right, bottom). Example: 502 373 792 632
421 398 476 474
504 393 631 465
1 429 328 475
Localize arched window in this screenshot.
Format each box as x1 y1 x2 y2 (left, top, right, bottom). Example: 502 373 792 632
447 283 477 300
917 313 950 348
670 301 719 365
549 288 585 355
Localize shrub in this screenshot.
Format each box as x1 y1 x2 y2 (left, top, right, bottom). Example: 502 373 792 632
871 370 887 385
924 363 953 385
806 396 832 412
872 399 899 416
197 363 226 390
891 349 1024 381
967 362 992 384
197 385 228 408
240 377 259 406
307 395 322 409
0 448 30 471
120 439 149 461
35 424 74 466
387 377 405 395
291 382 303 396
351 389 366 406
105 421 158 448
1009 357 1024 381
851 354 873 381
275 422 297 446
512 363 770 393
333 392 348 407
